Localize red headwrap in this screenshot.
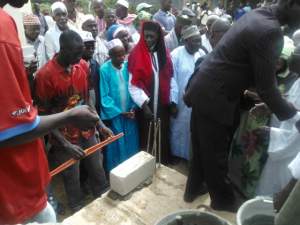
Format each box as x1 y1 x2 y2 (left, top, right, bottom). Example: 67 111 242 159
128 21 173 106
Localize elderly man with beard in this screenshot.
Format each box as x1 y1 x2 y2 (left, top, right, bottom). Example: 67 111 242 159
44 1 69 61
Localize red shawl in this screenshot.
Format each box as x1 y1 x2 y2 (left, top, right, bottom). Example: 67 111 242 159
128 21 173 106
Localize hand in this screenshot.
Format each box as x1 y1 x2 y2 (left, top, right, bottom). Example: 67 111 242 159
169 102 178 118
25 60 38 76
249 103 270 118
122 110 135 119
142 102 153 120
63 143 85 160
99 126 113 140
244 90 261 102
67 105 99 129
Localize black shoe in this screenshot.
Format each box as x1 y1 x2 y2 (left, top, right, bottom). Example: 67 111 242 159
184 185 208 203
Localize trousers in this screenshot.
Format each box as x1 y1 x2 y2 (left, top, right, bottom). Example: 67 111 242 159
52 135 108 209
186 105 236 204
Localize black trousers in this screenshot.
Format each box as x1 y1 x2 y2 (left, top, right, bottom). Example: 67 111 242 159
136 106 171 164
52 135 108 209
186 105 236 205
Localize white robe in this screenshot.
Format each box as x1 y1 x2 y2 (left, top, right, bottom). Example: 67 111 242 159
170 46 205 160
256 78 300 196
201 34 212 53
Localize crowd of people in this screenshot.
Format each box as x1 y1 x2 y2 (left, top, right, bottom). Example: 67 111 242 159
1 0 300 224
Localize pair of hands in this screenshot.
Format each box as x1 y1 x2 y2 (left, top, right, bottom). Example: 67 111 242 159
64 106 114 159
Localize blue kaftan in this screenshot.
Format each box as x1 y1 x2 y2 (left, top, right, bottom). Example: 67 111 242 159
100 60 139 171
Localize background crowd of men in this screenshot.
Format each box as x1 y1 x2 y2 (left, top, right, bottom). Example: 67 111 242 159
1 0 300 224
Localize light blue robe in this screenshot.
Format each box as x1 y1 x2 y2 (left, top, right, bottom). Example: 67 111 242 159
100 60 139 171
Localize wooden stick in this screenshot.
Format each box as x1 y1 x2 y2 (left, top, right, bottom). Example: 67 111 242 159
50 133 124 177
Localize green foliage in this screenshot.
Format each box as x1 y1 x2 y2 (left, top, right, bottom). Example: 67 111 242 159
39 2 51 14
75 0 90 13
103 0 117 9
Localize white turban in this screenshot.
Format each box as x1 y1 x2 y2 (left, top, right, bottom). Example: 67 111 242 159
51 2 68 16
106 39 124 51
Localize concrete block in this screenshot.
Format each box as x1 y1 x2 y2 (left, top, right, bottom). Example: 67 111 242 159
110 151 156 196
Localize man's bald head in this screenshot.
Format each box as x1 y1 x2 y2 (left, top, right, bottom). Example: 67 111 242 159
211 18 231 34
209 18 231 48
59 30 84 65
206 15 220 31
60 30 83 49
276 0 300 31
293 30 300 46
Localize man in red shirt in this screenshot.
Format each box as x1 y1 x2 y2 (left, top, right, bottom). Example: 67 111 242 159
0 0 100 224
35 30 111 212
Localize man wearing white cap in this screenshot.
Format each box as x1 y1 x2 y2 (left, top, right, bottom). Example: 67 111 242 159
170 25 204 162
115 0 139 43
23 13 47 70
136 2 152 13
100 39 139 171
63 0 86 30
81 30 102 114
153 0 176 33
44 1 70 61
81 14 109 65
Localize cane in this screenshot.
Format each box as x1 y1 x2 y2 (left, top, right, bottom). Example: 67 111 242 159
50 133 124 177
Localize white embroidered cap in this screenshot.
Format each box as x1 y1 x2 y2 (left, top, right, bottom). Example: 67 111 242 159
106 38 124 51
80 31 95 43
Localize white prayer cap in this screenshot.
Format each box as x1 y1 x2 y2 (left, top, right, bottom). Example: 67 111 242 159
136 3 152 12
80 31 95 43
116 0 129 8
181 25 200 40
81 14 96 27
51 1 67 15
106 39 124 51
113 26 127 38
